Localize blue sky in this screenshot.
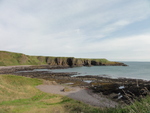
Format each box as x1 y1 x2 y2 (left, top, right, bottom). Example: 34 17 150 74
0 0 150 61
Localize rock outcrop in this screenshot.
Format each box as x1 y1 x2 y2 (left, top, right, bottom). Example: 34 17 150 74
0 51 127 67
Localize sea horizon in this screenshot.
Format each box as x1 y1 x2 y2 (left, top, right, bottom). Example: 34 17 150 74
36 61 150 80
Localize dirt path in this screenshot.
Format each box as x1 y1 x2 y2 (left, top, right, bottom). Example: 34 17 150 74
0 65 32 69
36 84 118 108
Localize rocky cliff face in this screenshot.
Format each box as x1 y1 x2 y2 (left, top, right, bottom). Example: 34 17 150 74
0 51 127 66
37 57 127 67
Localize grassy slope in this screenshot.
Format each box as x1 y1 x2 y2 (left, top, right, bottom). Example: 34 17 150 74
0 75 150 113
0 75 102 113
0 51 47 66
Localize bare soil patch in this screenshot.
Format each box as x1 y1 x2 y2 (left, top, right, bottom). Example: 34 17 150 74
36 84 118 108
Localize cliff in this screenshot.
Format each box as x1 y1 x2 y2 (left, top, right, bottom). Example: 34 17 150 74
0 51 127 66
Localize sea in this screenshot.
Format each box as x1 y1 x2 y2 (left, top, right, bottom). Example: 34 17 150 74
35 62 150 80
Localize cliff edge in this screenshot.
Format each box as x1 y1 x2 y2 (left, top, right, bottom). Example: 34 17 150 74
0 51 127 66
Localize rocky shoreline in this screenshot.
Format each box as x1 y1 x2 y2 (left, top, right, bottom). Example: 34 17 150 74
1 65 150 105
0 65 70 74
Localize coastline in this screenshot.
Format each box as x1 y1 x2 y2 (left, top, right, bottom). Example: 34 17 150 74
1 65 150 107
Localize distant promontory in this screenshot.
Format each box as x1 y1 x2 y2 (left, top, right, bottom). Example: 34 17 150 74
0 51 127 67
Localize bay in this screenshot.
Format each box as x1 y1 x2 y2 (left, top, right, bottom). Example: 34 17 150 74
35 62 150 80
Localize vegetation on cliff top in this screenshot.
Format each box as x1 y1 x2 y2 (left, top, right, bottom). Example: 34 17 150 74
0 51 124 66
0 51 47 66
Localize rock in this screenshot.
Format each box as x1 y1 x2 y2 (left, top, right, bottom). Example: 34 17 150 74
0 51 127 67
91 61 102 65
62 87 74 92
91 83 120 95
43 80 57 85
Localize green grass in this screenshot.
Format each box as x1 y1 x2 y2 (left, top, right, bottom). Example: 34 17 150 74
0 74 150 113
0 74 63 113
0 51 74 66
0 51 47 66
0 74 102 113
91 58 119 65
0 51 118 66
91 58 109 64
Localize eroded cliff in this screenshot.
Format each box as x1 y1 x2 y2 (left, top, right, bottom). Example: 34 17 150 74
0 51 127 66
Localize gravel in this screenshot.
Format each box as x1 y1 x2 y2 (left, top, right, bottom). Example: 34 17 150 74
36 84 118 108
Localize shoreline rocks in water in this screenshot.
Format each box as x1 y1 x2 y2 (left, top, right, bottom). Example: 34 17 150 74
0 65 70 74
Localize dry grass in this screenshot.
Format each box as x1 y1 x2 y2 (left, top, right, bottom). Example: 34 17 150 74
24 105 67 113
1 74 150 113
0 75 68 113
0 75 40 102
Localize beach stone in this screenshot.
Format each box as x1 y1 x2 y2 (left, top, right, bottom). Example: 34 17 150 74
62 87 74 92
43 80 57 85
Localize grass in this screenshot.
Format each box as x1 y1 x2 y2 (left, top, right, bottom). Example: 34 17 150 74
0 51 118 66
91 58 109 63
91 58 119 65
0 74 150 113
0 51 47 66
0 74 102 113
0 74 65 113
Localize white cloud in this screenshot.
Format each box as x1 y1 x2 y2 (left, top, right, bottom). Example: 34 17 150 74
79 34 150 61
100 20 130 34
0 0 150 61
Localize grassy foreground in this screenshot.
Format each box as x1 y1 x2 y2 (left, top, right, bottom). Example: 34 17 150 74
0 75 150 113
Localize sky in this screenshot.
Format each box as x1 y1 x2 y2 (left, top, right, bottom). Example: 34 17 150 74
0 0 150 61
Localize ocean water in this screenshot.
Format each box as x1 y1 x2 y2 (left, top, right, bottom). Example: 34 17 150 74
36 62 150 80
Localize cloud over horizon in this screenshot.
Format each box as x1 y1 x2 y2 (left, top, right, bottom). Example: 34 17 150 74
0 0 150 61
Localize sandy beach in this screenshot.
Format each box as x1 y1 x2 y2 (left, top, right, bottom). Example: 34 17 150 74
36 83 118 108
